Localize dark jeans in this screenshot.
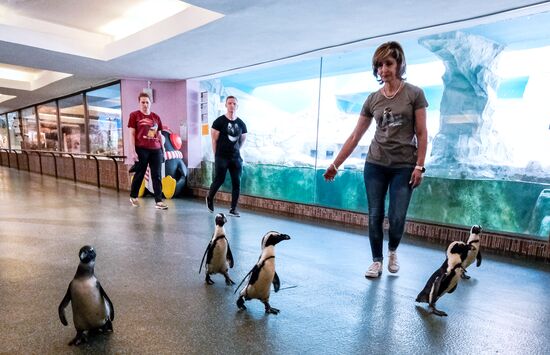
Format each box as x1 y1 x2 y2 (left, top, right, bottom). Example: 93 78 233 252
207 156 243 210
130 147 164 203
364 161 414 262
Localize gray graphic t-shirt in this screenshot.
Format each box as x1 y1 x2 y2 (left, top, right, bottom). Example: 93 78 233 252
360 82 428 167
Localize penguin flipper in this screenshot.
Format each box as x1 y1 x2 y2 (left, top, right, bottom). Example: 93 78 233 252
234 266 256 295
58 284 72 326
226 241 234 268
97 281 115 321
248 265 261 286
476 251 482 267
272 272 280 292
199 242 212 274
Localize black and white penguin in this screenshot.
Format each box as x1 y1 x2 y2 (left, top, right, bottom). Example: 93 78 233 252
58 246 115 345
461 225 483 279
235 231 291 314
416 241 472 316
199 213 235 285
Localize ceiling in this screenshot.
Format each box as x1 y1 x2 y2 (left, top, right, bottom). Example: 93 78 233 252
1 0 549 113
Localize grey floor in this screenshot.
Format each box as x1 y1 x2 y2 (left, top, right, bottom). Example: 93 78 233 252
1 167 549 355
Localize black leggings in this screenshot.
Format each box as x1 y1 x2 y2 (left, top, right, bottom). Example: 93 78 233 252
207 157 243 210
130 147 163 202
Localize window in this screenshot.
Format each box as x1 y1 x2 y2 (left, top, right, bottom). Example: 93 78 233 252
86 84 122 155
0 114 8 149
7 111 21 150
20 107 37 149
37 101 59 151
59 95 86 153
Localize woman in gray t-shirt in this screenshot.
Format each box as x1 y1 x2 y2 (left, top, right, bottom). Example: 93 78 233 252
324 41 428 279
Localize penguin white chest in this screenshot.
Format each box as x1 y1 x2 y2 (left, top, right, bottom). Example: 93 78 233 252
70 277 108 330
208 241 228 273
247 260 275 301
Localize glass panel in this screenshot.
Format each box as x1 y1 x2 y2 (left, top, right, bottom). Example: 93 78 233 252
37 101 59 151
196 11 550 239
21 107 38 149
86 83 122 155
200 58 322 204
0 114 8 148
7 111 21 150
59 94 86 153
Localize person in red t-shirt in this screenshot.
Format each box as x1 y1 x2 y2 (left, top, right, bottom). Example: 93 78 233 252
128 92 168 210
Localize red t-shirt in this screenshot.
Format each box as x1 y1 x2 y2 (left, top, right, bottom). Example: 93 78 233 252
127 110 164 149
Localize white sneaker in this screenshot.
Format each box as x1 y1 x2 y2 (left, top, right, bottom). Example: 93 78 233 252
130 198 139 207
365 261 383 278
155 201 168 210
388 250 400 273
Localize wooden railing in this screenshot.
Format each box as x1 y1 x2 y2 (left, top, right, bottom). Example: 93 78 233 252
0 149 126 191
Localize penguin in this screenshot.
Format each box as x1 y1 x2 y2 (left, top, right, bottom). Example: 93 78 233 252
199 213 235 285
461 225 483 279
235 231 291 314
416 241 472 316
58 246 115 345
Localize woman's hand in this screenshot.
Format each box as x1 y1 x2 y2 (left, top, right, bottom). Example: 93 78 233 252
409 169 424 188
323 164 338 181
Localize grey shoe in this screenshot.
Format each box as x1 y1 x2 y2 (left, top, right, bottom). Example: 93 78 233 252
130 198 139 207
228 208 240 217
388 250 400 273
365 261 383 278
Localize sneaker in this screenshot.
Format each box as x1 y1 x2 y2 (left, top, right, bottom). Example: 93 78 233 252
228 209 240 217
130 198 139 207
155 201 168 210
365 261 383 278
205 196 214 213
388 251 400 273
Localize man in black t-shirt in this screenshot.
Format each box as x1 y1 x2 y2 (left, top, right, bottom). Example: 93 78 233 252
205 96 247 217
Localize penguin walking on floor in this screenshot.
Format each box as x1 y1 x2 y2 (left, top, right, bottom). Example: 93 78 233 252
199 213 235 285
416 241 472 316
461 225 483 279
58 246 115 345
235 231 291 314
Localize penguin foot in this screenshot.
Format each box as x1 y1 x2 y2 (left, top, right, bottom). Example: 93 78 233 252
68 331 87 346
205 275 215 285
265 306 280 315
461 272 471 280
224 277 236 286
429 305 448 317
236 296 247 310
263 302 280 315
99 320 113 333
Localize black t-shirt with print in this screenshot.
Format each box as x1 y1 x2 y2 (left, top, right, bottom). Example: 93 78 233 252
212 115 248 159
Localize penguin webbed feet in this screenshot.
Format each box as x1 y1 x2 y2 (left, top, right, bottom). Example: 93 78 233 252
429 304 448 317
460 271 471 280
223 273 235 286
68 331 87 346
236 296 247 310
205 274 215 285
263 302 280 315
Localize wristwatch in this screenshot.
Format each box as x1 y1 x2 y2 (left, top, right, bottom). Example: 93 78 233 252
415 165 426 173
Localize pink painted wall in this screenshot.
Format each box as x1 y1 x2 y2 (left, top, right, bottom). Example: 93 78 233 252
120 78 202 168
120 79 186 164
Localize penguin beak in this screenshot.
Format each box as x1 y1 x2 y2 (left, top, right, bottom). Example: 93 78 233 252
279 234 291 241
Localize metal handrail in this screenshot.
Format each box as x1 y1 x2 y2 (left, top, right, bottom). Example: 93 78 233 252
1 149 126 191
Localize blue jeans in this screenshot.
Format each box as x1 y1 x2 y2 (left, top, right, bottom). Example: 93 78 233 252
207 156 243 210
130 147 164 203
364 162 414 262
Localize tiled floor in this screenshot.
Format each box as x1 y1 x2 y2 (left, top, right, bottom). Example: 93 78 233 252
1 167 549 354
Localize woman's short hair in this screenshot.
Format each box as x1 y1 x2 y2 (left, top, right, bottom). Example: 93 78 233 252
372 41 407 83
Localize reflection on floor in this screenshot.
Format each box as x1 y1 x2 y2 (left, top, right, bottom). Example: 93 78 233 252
1 167 549 354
